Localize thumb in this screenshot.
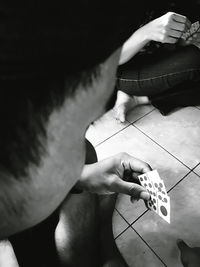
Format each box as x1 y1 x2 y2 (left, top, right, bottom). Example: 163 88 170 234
113 178 150 201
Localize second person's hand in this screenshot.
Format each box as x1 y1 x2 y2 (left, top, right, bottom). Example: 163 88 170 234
143 12 191 44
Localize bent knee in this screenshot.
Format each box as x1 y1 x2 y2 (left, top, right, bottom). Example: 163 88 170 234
179 46 200 69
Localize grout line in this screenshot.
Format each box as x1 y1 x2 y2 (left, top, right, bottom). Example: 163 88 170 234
95 123 131 148
114 210 167 266
131 124 192 171
95 107 155 148
167 170 193 193
194 172 200 178
131 227 168 266
193 162 200 169
192 162 200 178
114 225 130 240
168 162 200 193
126 107 155 124
130 209 149 226
114 209 132 240
114 208 149 238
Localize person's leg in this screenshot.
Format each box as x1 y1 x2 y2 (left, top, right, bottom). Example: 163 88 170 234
98 194 129 267
55 139 100 267
55 139 129 267
8 139 100 267
115 45 200 121
9 209 60 267
114 90 150 122
9 139 128 267
117 45 200 97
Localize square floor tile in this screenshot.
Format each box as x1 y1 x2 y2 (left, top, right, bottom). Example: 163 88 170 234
115 227 166 267
113 209 129 238
115 194 147 225
193 164 200 176
126 105 155 123
134 107 200 169
86 109 129 147
96 126 189 223
133 172 200 267
86 105 154 147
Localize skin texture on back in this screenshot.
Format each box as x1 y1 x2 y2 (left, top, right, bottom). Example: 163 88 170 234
0 48 122 239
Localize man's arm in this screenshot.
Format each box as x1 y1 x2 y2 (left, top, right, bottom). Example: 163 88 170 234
76 152 152 201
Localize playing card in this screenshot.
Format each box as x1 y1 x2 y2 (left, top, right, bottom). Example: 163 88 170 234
138 173 158 212
138 170 170 223
182 29 190 40
190 21 200 35
182 21 200 40
147 170 167 194
157 194 170 223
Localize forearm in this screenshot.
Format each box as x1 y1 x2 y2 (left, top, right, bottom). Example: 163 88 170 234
119 12 191 65
119 26 150 65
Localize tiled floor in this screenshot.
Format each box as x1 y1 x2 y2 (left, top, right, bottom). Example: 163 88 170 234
86 104 200 267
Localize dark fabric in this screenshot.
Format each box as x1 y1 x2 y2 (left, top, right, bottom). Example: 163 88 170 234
9 209 60 267
117 46 200 96
150 80 200 115
117 45 200 115
0 0 147 79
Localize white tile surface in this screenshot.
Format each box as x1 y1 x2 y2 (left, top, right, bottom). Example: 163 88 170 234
96 125 189 223
133 172 200 267
116 227 166 267
134 107 200 169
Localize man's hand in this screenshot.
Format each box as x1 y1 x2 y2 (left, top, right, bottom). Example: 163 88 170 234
143 12 191 44
77 152 151 201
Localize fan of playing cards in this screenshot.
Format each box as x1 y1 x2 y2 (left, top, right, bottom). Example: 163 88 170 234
138 170 170 224
181 21 200 48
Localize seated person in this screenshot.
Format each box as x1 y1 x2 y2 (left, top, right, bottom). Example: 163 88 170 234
115 9 200 121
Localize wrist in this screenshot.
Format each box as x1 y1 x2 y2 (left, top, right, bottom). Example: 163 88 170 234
137 24 151 43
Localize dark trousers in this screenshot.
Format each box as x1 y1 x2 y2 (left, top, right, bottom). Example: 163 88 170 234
117 46 200 97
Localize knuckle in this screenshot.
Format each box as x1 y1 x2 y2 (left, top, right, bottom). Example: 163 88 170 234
168 12 174 20
167 11 173 17
163 28 167 35
182 15 187 21
107 177 115 187
181 24 185 31
118 152 129 159
160 36 166 43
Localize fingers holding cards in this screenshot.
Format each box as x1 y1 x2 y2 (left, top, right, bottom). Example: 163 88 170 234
181 21 200 42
